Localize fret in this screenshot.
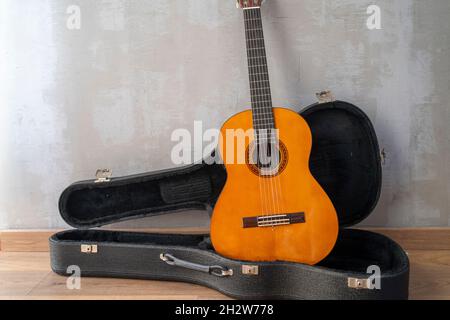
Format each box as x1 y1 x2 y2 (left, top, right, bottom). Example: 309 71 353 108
253 113 274 117
252 106 272 109
249 77 269 82
245 32 264 38
250 89 270 93
249 76 269 81
252 107 273 112
254 120 275 124
253 110 274 115
253 114 274 118
254 117 275 121
249 75 269 79
252 105 273 109
254 120 275 123
249 72 269 76
251 95 272 100
247 56 266 60
249 78 269 82
252 110 273 114
253 119 275 123
254 118 275 122
247 47 266 51
253 117 274 121
253 107 273 112
248 62 267 67
251 93 271 98
248 64 268 68
251 99 272 103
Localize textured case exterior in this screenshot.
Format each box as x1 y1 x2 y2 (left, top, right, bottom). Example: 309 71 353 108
50 229 409 300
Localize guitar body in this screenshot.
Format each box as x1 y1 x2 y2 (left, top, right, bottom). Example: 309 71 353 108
210 108 339 265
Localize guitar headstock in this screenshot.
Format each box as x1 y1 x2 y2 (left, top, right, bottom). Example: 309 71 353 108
236 0 265 9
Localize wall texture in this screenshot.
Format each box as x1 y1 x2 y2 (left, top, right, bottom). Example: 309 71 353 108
0 0 449 229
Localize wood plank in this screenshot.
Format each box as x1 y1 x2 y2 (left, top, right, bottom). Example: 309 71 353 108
0 252 51 296
0 252 51 272
0 230 56 252
408 250 450 300
1 228 450 252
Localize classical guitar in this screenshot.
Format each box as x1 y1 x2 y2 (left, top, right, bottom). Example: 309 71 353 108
210 0 338 265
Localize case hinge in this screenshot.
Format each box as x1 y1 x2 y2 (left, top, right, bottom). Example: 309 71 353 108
316 90 336 104
242 265 259 275
95 169 112 183
81 244 98 254
348 277 371 289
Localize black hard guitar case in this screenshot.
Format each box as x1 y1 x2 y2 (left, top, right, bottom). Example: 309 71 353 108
50 99 410 300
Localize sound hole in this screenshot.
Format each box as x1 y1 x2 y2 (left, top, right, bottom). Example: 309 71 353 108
246 139 288 178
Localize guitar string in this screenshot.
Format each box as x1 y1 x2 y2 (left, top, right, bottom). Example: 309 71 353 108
249 9 274 222
247 8 273 222
247 8 274 222
251 7 285 227
255 6 285 228
247 7 281 224
244 8 267 221
246 7 273 224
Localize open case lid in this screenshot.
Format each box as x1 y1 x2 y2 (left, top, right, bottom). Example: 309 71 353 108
59 96 382 229
302 98 382 227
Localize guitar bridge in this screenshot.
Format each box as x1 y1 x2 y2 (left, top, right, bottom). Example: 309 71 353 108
242 213 305 229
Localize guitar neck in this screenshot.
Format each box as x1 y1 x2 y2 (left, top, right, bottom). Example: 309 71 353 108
243 7 275 131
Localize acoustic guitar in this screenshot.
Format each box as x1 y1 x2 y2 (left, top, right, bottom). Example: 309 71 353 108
210 0 339 265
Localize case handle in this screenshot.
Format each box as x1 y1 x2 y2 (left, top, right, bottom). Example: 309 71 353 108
160 253 233 277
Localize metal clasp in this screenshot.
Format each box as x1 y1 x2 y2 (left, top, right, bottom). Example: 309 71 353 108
316 90 336 104
242 265 259 275
95 169 112 183
211 267 234 277
81 244 98 254
348 277 371 289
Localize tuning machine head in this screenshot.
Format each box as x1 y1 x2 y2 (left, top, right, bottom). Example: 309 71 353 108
236 0 265 9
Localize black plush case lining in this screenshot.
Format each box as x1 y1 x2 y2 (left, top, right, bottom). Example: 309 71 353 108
51 100 409 300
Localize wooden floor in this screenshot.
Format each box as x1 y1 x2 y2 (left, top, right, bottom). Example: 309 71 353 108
0 228 450 300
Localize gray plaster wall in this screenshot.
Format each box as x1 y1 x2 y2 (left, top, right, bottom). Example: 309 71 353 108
0 0 449 229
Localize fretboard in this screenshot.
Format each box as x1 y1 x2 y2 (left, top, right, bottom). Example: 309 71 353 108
243 7 275 131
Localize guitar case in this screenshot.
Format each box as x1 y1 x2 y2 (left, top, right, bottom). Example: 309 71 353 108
50 98 410 300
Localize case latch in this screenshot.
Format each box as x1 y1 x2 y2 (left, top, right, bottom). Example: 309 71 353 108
242 265 259 275
348 277 371 289
316 90 336 104
81 244 98 254
95 169 112 183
